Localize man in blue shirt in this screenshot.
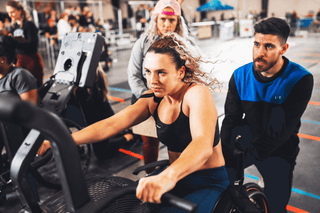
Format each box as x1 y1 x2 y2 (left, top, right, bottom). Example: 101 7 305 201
221 17 313 213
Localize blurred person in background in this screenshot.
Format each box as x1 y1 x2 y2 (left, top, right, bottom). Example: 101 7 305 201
88 24 96 32
69 15 79 32
6 0 44 87
43 18 58 47
86 11 95 27
79 6 90 28
316 9 320 21
220 12 225 21
57 12 71 43
64 4 74 16
4 18 12 32
73 5 82 18
95 19 105 35
47 9 58 24
0 20 9 36
135 4 148 38
259 9 267 20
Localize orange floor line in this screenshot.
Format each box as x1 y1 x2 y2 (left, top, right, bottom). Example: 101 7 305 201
108 95 125 103
287 205 310 213
118 148 144 160
308 101 320 106
298 133 320 141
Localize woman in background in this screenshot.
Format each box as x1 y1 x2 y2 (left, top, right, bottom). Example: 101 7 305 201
6 0 44 87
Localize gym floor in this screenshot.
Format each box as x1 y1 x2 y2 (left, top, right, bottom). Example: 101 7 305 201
1 33 320 212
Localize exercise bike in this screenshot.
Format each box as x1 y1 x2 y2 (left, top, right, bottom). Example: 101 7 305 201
0 32 106 205
0 95 198 213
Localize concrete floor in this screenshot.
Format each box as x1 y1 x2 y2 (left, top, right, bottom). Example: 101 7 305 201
1 33 320 212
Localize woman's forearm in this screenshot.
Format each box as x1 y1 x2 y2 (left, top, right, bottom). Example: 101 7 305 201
72 119 119 145
162 137 213 182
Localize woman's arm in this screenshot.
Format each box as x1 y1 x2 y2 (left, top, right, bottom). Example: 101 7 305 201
72 98 151 145
161 85 217 178
14 68 38 105
20 88 38 105
38 96 153 156
71 95 153 145
137 85 218 203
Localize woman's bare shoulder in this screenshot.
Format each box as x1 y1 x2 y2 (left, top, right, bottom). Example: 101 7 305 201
184 83 214 107
186 83 212 98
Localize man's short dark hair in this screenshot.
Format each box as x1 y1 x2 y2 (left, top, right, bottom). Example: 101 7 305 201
254 17 290 44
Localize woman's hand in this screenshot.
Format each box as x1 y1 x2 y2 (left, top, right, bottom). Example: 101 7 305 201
37 140 51 156
136 173 176 204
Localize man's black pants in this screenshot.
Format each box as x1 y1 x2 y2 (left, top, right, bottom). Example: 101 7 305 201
245 153 296 213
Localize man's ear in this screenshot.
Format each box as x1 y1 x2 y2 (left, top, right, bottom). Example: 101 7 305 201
281 43 289 55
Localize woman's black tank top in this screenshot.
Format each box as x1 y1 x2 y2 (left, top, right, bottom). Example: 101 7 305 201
140 92 220 153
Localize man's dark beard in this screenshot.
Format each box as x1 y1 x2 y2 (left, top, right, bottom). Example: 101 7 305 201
253 57 276 72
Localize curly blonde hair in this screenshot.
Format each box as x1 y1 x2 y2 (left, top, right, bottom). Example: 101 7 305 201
147 32 221 92
142 14 191 43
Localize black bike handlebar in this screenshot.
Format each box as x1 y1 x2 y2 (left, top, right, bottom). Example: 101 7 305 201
162 191 198 213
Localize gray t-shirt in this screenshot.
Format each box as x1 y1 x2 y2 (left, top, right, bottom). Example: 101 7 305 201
0 66 37 99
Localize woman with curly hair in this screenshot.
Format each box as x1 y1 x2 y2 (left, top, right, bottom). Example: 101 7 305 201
39 32 229 212
6 0 44 87
127 0 192 172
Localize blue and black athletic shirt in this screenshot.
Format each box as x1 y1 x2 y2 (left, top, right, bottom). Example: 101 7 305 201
221 56 313 161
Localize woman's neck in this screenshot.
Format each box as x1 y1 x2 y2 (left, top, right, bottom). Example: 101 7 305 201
166 82 189 104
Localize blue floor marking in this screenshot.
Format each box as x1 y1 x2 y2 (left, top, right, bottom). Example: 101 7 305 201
291 188 320 200
301 119 320 125
244 173 259 180
109 87 132 93
244 173 320 200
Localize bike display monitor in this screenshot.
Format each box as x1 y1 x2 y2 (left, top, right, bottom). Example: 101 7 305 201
54 32 105 88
